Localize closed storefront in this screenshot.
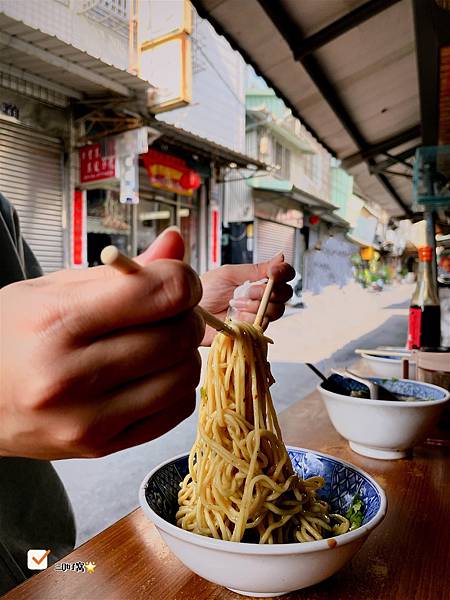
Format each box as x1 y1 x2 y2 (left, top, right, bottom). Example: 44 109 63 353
0 119 65 273
255 218 296 264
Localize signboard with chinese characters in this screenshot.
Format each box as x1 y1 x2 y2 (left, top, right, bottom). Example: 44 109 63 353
141 149 201 197
79 144 116 184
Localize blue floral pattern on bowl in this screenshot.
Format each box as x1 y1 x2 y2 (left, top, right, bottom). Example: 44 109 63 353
368 378 445 401
144 448 383 529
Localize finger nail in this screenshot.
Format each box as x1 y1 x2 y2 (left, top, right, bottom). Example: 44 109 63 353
160 225 181 237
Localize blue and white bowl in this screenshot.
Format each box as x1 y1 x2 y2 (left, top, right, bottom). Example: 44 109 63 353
319 378 450 460
139 447 386 597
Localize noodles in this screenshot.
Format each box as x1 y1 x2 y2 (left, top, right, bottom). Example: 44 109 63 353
176 322 350 544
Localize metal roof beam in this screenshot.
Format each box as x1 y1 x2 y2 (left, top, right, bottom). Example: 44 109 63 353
293 0 402 60
0 31 131 97
370 146 418 174
256 0 412 216
371 163 412 215
257 0 366 148
412 0 440 145
191 0 336 158
342 125 421 169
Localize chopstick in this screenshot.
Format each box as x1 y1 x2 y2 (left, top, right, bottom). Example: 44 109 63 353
355 348 412 358
253 276 275 328
100 246 235 337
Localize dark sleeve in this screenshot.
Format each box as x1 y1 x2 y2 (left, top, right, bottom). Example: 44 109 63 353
0 192 42 286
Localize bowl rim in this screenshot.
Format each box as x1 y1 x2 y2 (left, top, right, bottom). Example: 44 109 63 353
138 445 387 556
318 378 450 407
361 352 415 364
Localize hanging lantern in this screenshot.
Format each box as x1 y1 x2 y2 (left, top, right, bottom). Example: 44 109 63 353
309 215 321 225
180 170 201 190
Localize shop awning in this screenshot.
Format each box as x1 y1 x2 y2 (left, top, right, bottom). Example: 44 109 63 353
247 176 293 192
247 175 345 220
192 0 450 218
153 121 267 170
0 12 151 101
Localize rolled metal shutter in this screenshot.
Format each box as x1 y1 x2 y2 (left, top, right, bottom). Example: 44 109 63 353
0 120 64 273
255 218 295 265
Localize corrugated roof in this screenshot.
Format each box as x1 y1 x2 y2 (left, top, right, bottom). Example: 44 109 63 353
192 0 421 217
0 12 151 98
154 120 267 170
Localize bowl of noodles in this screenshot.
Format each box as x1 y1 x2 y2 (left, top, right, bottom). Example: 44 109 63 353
139 447 386 597
139 320 386 597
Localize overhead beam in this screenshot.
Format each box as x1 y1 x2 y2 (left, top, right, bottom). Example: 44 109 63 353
413 0 450 145
370 146 419 174
0 31 131 97
412 0 440 145
257 0 367 148
293 0 402 60
342 125 421 169
256 0 412 216
371 163 412 215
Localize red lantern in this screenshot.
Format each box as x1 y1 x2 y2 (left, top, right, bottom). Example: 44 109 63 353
309 215 320 225
180 170 201 190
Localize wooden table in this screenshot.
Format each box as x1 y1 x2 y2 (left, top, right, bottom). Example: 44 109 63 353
3 391 450 600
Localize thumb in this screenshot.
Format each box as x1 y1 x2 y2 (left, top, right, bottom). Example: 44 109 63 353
135 226 185 265
250 252 284 281
227 252 284 284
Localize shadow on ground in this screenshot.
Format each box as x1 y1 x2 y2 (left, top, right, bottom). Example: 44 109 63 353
270 315 408 413
384 300 410 309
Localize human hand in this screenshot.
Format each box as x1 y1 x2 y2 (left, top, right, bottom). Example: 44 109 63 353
0 229 204 460
200 254 295 345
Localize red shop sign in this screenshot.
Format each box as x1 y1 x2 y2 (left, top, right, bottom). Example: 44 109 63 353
141 149 201 197
79 143 116 184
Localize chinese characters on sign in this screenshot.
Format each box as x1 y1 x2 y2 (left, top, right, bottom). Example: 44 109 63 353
79 144 116 184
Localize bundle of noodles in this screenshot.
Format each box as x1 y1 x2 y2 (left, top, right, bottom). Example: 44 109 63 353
176 322 350 544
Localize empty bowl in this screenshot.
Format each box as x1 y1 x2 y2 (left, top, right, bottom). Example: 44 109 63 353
318 378 449 460
360 352 416 379
139 447 386 597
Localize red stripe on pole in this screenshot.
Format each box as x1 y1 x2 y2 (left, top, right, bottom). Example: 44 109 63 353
73 190 84 266
212 208 218 264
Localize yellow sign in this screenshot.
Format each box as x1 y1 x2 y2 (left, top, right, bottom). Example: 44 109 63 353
140 0 192 112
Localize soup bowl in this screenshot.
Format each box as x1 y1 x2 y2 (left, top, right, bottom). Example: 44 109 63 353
139 447 386 597
318 378 449 460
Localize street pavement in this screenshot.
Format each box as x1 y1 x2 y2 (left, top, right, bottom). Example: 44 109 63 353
53 281 414 545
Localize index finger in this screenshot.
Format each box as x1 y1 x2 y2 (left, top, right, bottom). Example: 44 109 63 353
36 259 203 340
269 261 295 283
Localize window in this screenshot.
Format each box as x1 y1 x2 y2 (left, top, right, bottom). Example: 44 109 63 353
273 139 291 180
304 154 321 186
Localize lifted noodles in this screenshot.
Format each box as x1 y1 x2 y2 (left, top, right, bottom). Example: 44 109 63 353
177 322 350 544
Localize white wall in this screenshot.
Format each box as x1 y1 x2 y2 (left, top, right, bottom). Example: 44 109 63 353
290 128 332 204
159 13 246 153
0 0 129 70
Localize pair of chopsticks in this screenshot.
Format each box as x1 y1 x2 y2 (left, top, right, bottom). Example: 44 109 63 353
100 246 274 337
